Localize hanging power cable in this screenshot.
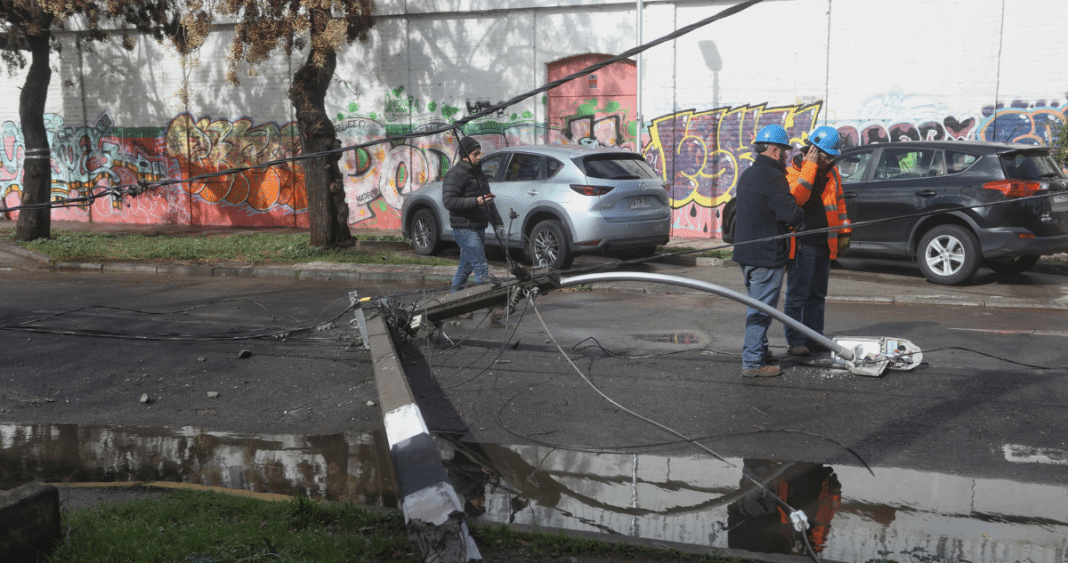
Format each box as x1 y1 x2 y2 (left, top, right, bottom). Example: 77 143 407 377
525 293 823 563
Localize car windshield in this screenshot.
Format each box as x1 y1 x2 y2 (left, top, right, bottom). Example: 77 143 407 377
579 154 660 180
1000 151 1065 181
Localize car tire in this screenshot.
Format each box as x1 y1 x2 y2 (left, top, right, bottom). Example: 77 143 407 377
917 224 980 285
721 201 736 244
985 254 1040 275
411 209 443 256
528 219 574 271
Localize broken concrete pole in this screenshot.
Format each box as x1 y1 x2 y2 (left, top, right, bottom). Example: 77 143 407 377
367 315 481 562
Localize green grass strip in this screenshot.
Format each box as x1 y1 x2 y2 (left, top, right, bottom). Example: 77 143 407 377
47 489 758 562
1 230 451 266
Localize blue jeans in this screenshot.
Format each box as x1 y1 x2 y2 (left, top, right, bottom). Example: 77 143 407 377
784 243 830 346
742 265 785 369
451 228 490 292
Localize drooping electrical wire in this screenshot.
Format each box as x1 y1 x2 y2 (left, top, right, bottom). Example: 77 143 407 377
0 300 359 343
526 293 823 563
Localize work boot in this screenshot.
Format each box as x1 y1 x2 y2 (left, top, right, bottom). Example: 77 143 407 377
787 345 810 357
741 365 781 378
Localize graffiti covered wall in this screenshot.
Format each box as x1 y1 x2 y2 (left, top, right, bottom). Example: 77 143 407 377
2 96 1065 237
643 103 822 237
652 97 1068 238
2 1 1067 239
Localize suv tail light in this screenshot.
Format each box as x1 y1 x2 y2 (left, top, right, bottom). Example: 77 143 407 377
570 184 614 196
983 180 1044 198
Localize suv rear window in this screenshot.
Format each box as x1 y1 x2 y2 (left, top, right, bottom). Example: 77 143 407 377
578 154 659 180
1000 151 1065 181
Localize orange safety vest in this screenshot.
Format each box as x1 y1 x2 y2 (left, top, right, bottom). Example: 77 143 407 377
787 160 851 260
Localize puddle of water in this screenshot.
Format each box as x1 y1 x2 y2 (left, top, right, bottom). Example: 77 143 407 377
437 436 1068 563
0 423 396 507
651 333 703 345
4 422 1067 563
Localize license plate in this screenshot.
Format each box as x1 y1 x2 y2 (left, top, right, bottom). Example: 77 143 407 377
1054 193 1068 211
630 197 650 209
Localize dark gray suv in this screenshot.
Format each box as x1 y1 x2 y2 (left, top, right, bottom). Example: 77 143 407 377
836 141 1068 284
721 141 1068 284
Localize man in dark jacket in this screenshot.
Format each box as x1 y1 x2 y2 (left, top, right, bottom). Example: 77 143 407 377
442 136 504 292
732 125 804 377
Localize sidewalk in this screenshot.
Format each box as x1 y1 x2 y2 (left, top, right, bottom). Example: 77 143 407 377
2 221 1066 310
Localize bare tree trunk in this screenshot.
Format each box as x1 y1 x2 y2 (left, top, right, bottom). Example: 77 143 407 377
289 22 352 249
15 30 53 241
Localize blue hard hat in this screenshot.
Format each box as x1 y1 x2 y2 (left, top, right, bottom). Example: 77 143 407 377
754 125 790 147
807 125 841 156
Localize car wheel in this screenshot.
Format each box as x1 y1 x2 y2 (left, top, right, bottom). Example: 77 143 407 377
985 254 1040 275
721 201 736 244
917 224 980 285
528 219 574 271
411 209 443 256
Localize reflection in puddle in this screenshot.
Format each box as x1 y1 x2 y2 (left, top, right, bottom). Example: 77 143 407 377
653 333 703 345
0 423 396 507
3 423 1067 562
438 437 1068 563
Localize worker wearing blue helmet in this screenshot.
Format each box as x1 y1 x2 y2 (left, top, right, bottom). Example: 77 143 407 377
732 124 803 378
782 125 852 357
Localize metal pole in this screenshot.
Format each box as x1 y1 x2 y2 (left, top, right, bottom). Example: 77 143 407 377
636 0 643 149
559 271 853 361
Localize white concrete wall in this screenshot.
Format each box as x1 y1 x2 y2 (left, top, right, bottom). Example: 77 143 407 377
1 0 1066 235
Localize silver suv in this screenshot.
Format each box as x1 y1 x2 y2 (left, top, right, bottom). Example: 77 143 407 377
401 144 671 270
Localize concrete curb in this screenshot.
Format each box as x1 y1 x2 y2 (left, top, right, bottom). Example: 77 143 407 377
367 314 481 562
5 240 1066 310
0 482 61 563
0 240 51 263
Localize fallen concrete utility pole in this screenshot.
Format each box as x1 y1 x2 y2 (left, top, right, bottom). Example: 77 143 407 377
366 313 482 562
360 269 922 561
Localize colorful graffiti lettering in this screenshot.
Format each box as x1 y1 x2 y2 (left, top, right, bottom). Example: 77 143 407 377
977 101 1068 145
2 91 1065 237
0 114 190 224
834 116 978 149
640 103 821 236
165 114 306 214
550 98 637 150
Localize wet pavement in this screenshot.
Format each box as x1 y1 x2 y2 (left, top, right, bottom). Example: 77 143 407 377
3 220 1068 562
3 421 1065 563
2 221 1067 311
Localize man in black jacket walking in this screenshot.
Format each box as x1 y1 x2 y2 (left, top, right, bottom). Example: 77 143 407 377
442 137 504 292
732 125 804 377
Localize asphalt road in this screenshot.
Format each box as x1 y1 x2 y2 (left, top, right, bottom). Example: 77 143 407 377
2 266 1065 488
3 259 1067 562
409 286 1068 486
0 271 383 436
